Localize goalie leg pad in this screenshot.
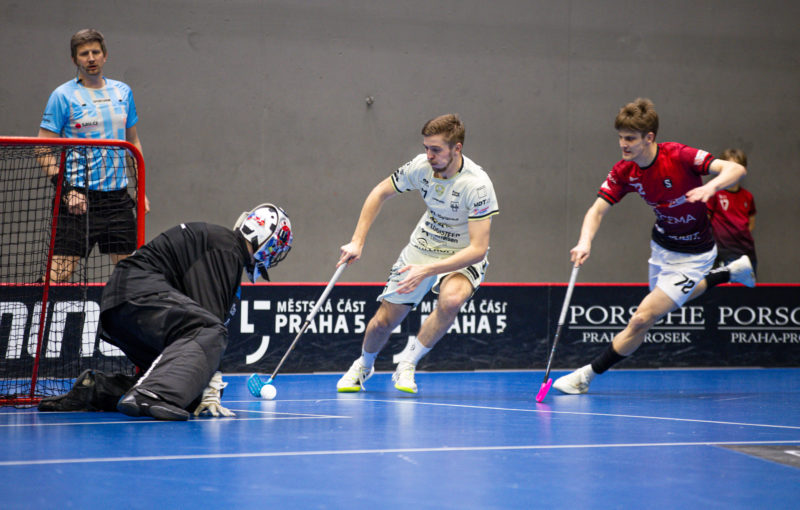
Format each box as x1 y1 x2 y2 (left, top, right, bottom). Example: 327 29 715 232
38 370 139 412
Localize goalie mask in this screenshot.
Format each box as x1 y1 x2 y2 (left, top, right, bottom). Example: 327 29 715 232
235 203 293 282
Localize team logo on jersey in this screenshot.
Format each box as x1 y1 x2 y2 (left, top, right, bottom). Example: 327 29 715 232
434 184 446 197
694 150 709 168
74 120 99 130
663 178 673 189
450 200 459 212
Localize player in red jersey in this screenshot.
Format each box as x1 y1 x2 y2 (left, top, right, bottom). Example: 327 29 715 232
553 98 752 395
704 148 757 288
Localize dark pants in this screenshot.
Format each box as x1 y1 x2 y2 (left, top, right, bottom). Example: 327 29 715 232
100 290 228 409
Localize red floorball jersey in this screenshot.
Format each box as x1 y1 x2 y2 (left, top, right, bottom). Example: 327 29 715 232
598 142 715 253
707 187 756 254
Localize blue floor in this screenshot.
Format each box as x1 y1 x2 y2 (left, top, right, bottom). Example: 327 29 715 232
1 369 799 509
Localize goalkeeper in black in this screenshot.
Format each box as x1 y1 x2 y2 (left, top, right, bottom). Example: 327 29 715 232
38 203 293 421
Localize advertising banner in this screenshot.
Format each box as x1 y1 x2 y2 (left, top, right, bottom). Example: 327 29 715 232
1 283 798 376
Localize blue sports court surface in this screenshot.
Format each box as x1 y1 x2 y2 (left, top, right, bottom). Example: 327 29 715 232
1 368 798 509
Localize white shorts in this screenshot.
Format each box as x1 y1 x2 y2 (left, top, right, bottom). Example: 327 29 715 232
648 240 716 307
377 245 489 307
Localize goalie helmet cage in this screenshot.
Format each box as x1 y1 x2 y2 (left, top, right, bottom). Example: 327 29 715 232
0 137 145 406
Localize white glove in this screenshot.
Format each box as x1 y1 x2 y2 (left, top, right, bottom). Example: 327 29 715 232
193 371 236 417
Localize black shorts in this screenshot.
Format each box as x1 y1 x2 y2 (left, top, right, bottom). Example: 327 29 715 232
52 189 137 257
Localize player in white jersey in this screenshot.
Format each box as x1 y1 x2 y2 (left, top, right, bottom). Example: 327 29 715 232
37 29 150 282
336 114 499 394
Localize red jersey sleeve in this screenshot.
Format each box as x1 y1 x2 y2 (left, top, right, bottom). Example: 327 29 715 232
597 164 630 205
676 144 714 176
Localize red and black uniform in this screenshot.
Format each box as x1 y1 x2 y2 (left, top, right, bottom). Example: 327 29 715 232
707 187 757 270
98 222 251 410
598 142 716 254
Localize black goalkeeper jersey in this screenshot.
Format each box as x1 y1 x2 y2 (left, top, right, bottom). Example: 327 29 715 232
101 222 251 322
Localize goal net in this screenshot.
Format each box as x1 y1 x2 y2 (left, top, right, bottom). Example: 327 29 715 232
0 137 145 406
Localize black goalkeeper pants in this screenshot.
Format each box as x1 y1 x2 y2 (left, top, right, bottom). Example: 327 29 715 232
99 290 228 409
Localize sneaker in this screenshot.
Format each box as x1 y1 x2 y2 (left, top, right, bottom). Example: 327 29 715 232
117 387 189 421
727 255 756 288
336 359 374 392
392 361 418 394
552 366 593 395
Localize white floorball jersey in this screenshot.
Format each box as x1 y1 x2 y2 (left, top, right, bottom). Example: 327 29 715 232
391 153 499 257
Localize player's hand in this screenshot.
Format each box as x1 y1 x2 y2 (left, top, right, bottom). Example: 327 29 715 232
685 185 714 204
65 190 88 215
338 242 362 267
193 372 235 418
570 242 591 266
395 264 431 294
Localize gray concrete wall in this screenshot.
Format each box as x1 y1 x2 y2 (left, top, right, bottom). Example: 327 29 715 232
2 1 798 283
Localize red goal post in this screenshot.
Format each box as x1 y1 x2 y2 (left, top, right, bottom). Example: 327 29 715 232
0 137 145 406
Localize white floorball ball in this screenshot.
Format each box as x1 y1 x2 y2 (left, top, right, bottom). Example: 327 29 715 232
260 384 277 400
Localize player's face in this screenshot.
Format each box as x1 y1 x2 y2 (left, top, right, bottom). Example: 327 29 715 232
618 129 654 165
73 42 107 80
423 135 461 174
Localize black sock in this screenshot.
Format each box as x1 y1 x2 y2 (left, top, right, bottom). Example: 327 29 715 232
590 345 627 374
705 267 731 289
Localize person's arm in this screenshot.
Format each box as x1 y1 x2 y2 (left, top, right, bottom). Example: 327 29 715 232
38 127 89 215
126 125 150 214
125 125 143 156
338 177 398 266
36 127 61 177
394 216 492 294
685 159 746 204
570 197 612 266
748 214 755 232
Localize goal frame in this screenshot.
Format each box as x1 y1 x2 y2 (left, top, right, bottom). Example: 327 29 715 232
0 136 146 406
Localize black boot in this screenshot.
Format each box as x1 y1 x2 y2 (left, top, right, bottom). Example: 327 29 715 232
117 387 189 421
38 369 97 412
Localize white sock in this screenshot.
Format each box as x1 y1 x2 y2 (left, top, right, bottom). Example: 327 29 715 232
359 349 378 369
401 337 432 366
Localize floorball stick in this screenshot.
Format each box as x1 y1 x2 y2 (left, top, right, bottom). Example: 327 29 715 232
535 264 580 403
248 263 347 397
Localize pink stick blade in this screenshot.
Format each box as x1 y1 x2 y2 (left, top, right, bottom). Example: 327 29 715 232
535 378 553 403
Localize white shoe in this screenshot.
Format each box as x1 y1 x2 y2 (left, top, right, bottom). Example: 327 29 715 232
336 359 374 392
727 255 756 288
392 361 418 394
552 365 594 395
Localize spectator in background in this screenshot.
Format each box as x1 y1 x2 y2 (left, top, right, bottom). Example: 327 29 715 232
704 148 757 288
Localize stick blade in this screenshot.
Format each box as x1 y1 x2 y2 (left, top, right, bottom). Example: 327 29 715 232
535 378 553 403
247 373 265 398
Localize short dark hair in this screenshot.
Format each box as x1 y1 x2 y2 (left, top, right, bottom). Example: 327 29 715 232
614 98 659 137
70 29 107 60
720 148 747 167
421 114 465 146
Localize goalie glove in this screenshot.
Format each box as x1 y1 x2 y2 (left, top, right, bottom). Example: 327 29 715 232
193 371 236 417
